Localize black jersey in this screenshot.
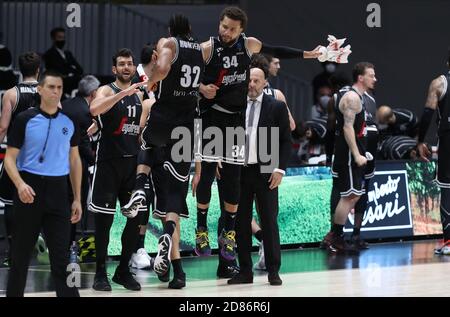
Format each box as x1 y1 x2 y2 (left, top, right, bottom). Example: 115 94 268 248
9 81 39 125
437 72 450 136
379 135 417 160
263 85 278 99
150 37 204 124
363 91 377 128
96 82 142 161
200 33 252 113
334 86 367 165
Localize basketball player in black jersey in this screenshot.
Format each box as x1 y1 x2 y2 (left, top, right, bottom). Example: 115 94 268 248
122 14 204 289
416 52 450 255
322 62 376 253
129 44 158 270
88 48 148 291
195 7 322 275
0 51 40 266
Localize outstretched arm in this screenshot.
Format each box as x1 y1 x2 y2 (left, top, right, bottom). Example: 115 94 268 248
90 83 145 117
246 37 322 59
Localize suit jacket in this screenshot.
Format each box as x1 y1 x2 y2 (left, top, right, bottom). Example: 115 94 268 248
62 95 94 165
43 46 83 77
254 93 291 172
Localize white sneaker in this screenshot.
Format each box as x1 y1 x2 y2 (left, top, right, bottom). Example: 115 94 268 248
129 248 151 269
434 241 450 255
253 242 266 271
154 234 172 276
121 190 146 218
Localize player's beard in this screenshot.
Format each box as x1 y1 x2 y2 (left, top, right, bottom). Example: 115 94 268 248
219 34 235 47
117 72 132 85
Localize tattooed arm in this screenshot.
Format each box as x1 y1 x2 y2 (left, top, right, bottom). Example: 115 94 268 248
339 91 367 167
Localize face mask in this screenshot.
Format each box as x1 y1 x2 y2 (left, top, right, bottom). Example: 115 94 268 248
325 63 336 73
319 95 331 109
55 40 65 49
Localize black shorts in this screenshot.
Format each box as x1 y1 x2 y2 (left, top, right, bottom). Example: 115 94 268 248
89 156 137 214
365 128 379 179
435 133 450 188
332 163 366 197
199 108 245 165
149 145 191 219
0 164 14 205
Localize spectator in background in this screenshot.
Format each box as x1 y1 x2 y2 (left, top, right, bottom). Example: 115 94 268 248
262 54 280 87
311 85 332 120
312 61 337 103
62 75 100 242
297 118 327 165
0 32 18 91
378 135 419 160
43 27 83 98
376 105 418 138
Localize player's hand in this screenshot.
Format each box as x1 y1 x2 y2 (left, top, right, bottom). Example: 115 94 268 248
354 154 368 167
200 83 219 99
124 82 147 96
268 171 283 190
18 182 36 204
87 119 99 137
417 142 431 162
71 200 83 224
304 45 324 59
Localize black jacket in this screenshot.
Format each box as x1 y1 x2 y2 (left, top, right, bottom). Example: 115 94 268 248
43 46 83 77
254 94 291 172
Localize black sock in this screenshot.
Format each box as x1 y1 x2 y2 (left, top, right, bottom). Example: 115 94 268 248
441 188 450 241
224 210 237 232
254 230 263 242
136 234 145 251
4 205 13 250
352 227 361 236
332 224 344 236
95 213 115 274
197 207 208 229
172 259 184 276
164 220 176 237
135 173 148 192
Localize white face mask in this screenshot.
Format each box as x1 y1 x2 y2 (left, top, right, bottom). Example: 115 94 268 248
319 95 331 108
325 63 336 73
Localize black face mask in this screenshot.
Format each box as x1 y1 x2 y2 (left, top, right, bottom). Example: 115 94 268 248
55 40 65 49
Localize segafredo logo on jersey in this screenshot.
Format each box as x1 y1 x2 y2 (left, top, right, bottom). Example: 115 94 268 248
222 71 247 85
346 169 412 233
113 118 140 135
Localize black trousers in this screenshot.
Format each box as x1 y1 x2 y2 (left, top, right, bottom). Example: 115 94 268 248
7 172 79 297
236 164 281 275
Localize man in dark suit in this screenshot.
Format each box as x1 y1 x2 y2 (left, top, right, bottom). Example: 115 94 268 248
62 75 99 239
43 27 83 97
228 66 291 286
